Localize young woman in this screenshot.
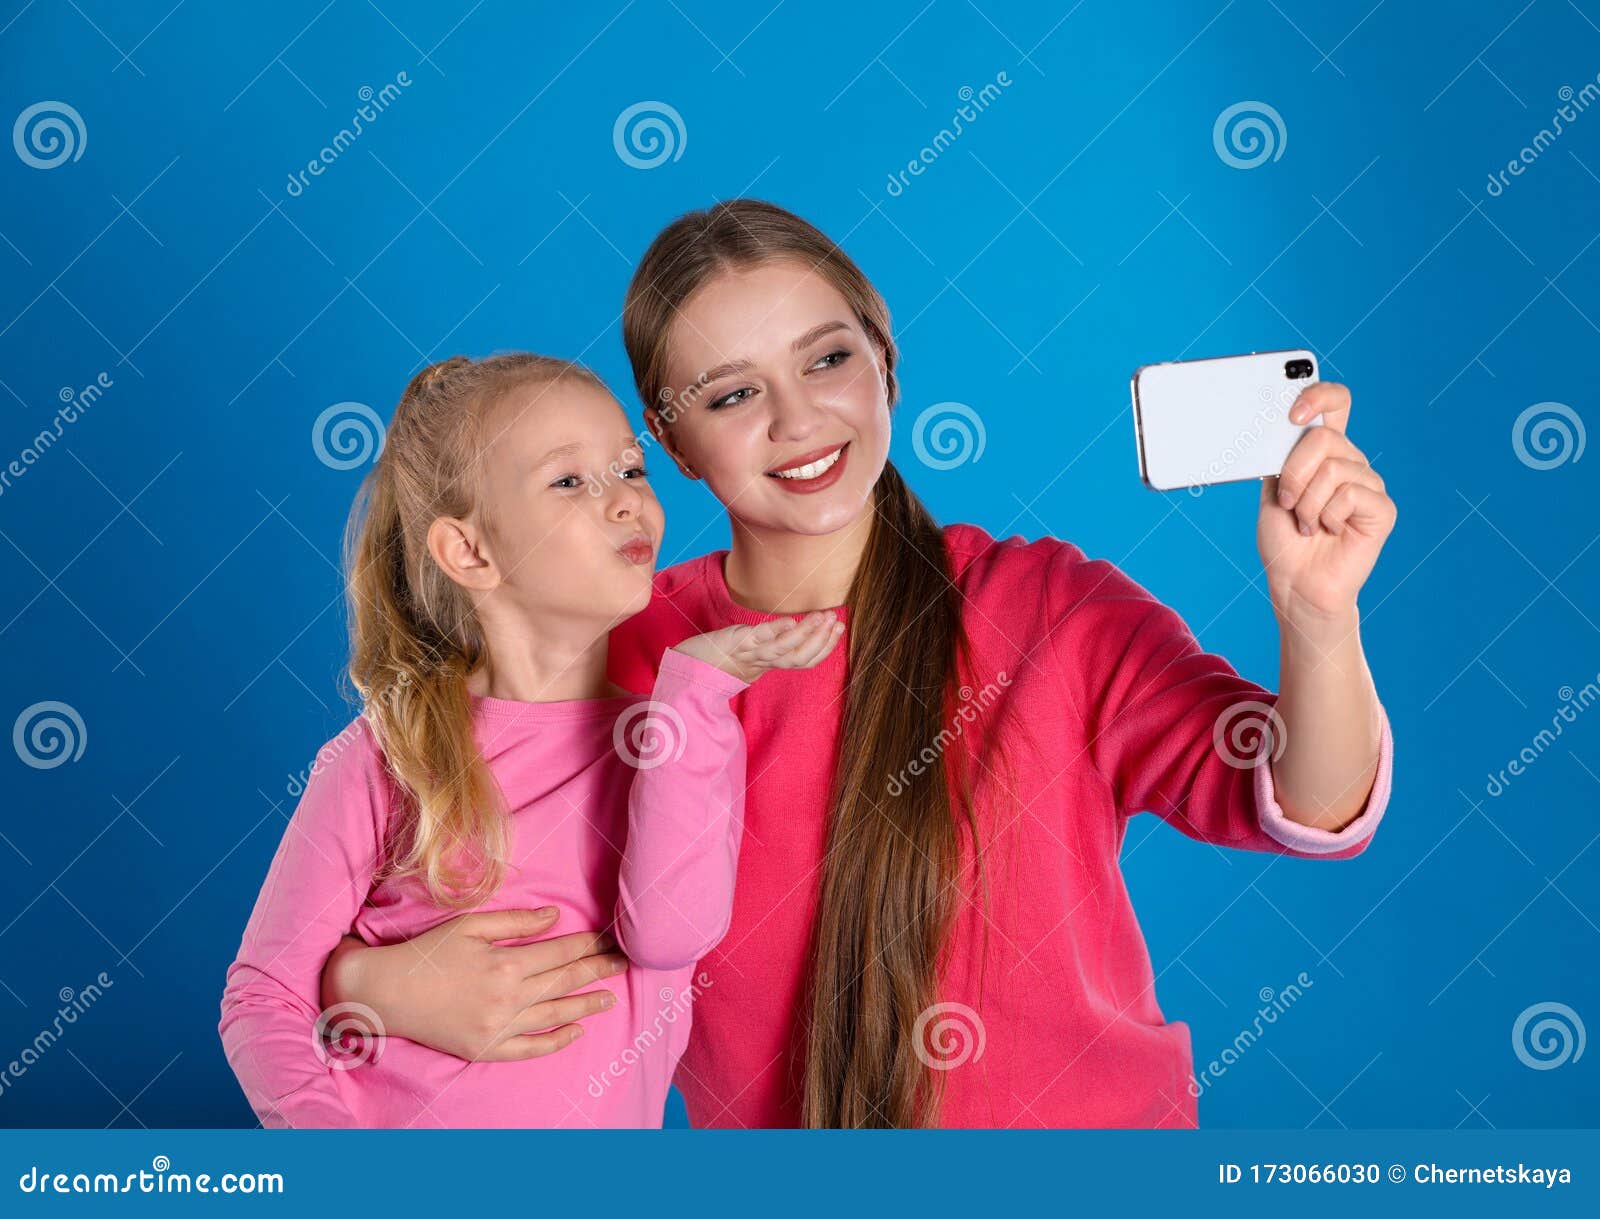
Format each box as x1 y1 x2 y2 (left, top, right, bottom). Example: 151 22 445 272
320 200 1396 1128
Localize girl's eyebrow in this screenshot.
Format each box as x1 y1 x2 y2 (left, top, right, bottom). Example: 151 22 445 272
533 441 584 468
692 321 852 388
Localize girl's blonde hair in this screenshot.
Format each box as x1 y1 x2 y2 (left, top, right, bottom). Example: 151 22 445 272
343 352 608 906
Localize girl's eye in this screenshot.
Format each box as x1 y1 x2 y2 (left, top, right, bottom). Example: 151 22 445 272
621 465 649 479
810 349 851 371
709 386 755 411
550 475 584 489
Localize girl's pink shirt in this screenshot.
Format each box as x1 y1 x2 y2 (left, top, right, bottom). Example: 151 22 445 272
606 524 1395 1128
219 648 750 1128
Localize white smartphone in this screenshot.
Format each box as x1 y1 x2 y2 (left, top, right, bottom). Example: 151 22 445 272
1130 349 1323 491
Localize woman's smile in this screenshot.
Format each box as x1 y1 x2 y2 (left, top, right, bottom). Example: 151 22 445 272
765 441 850 492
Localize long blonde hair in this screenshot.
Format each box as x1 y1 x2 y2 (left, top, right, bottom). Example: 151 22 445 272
622 200 988 1127
344 352 608 906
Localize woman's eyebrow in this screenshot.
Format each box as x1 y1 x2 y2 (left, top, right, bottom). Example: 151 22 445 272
693 321 852 387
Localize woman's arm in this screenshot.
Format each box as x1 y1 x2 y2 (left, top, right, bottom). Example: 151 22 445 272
318 911 629 1063
1261 380 1397 832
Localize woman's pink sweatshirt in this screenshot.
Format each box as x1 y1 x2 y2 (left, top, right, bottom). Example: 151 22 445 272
219 648 750 1128
605 525 1395 1128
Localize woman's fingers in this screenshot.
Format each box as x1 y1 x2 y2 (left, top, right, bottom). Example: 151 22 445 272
1277 426 1367 514
1320 482 1396 537
520 951 629 1007
1288 379 1352 433
481 1023 587 1063
1290 458 1384 535
508 987 618 1038
501 928 616 978
458 905 562 944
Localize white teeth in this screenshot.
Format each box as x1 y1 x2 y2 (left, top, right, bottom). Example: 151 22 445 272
770 447 843 480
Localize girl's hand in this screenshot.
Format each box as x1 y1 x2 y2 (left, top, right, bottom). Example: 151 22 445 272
320 908 628 1063
672 611 844 683
1258 381 1397 631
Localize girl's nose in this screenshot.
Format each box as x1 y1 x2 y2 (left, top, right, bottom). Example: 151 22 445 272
607 480 642 521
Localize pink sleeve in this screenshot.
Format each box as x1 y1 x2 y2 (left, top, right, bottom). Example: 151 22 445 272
1052 545 1391 861
613 647 750 970
217 722 387 1127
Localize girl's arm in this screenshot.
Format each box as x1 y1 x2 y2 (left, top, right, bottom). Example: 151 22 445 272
218 723 388 1127
611 647 753 970
615 613 842 966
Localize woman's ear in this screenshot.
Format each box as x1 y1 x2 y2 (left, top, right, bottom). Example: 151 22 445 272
426 515 497 592
644 404 699 480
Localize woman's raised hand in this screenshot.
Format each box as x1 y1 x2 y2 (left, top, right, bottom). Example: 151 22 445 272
320 907 628 1063
671 611 845 683
1258 380 1398 630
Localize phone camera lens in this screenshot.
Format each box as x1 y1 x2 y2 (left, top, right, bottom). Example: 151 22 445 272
1285 359 1313 380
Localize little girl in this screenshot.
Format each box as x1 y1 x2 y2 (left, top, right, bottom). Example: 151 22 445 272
219 353 842 1127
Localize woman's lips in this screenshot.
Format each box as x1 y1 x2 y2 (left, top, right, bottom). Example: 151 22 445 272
618 537 655 565
765 442 849 494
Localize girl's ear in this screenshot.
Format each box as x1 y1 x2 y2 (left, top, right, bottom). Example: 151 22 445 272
426 516 497 591
644 404 699 480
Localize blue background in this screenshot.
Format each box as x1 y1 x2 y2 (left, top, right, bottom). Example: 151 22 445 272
0 0 1595 1130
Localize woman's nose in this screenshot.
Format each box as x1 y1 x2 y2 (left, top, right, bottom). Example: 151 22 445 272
767 383 824 442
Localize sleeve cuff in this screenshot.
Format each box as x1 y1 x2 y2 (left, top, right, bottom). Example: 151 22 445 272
1254 701 1394 855
656 645 752 700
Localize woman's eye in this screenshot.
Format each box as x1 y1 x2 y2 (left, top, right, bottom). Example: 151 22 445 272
709 386 754 411
810 349 851 371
